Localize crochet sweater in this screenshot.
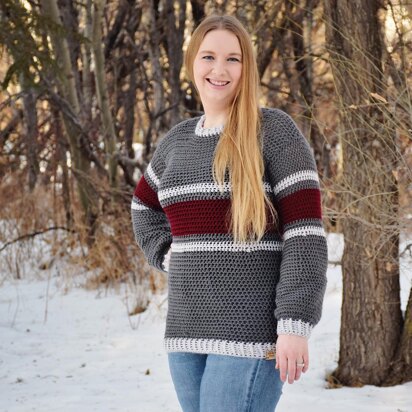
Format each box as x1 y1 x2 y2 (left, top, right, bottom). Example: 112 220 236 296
131 107 328 359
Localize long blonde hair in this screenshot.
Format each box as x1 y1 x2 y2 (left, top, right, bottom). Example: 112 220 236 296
184 14 278 243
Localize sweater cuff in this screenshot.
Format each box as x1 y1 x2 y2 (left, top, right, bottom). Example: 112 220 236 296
160 255 167 272
161 246 171 272
277 318 313 339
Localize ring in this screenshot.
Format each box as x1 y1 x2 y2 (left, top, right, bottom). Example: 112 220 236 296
296 362 305 367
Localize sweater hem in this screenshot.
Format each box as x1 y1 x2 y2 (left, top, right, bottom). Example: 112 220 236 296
164 337 277 359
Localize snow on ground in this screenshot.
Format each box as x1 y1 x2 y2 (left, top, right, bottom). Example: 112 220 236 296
0 232 411 412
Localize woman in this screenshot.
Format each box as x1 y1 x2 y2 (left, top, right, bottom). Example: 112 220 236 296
131 14 328 412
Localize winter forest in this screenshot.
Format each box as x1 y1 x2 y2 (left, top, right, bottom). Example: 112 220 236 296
0 0 411 411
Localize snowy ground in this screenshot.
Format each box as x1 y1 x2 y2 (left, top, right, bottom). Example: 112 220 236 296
0 233 411 412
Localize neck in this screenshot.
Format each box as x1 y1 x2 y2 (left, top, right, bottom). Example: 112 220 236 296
202 104 229 128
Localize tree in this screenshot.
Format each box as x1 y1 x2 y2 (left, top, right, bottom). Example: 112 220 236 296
324 0 410 386
40 0 100 238
91 0 118 188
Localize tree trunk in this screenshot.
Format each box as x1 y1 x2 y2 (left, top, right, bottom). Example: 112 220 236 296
81 0 94 132
91 0 118 188
122 62 137 185
52 105 73 229
286 0 326 175
324 0 403 386
20 73 39 191
164 0 186 125
148 0 165 139
40 0 99 238
382 288 412 385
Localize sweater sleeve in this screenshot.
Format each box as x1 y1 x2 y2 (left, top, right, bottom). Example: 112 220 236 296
131 138 172 274
264 109 328 339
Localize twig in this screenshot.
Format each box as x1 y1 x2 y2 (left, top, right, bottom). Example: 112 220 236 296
43 265 53 324
0 226 75 253
400 243 412 258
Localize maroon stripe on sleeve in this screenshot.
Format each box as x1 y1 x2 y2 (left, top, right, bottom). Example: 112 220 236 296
133 176 162 210
278 188 322 225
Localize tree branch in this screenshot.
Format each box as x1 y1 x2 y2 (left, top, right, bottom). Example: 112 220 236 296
0 226 75 253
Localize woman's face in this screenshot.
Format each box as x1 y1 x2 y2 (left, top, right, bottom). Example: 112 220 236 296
193 29 242 111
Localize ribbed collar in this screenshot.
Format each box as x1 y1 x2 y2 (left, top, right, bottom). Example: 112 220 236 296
195 115 225 137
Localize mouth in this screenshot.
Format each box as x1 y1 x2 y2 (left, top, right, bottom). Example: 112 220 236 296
206 78 230 87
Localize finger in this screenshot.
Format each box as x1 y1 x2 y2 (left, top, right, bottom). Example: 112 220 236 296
288 357 296 384
302 352 309 373
278 354 287 383
295 360 304 381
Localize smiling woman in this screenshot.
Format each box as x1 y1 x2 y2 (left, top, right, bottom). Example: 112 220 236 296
131 13 328 412
192 30 243 124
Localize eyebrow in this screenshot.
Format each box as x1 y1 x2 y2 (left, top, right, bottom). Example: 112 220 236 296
199 50 242 57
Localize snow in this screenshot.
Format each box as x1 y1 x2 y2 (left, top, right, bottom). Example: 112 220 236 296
0 232 411 412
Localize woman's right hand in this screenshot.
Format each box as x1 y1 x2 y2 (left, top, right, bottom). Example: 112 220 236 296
275 334 309 384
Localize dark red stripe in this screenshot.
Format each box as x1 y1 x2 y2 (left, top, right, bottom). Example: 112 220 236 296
164 199 280 236
278 188 322 225
133 176 162 210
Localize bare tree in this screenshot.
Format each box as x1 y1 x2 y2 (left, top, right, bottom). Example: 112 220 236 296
91 0 118 187
324 0 407 386
40 0 99 237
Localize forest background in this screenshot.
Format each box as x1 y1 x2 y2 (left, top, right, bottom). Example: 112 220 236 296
0 0 411 390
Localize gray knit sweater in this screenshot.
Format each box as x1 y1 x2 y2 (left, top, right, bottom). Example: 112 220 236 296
131 107 328 359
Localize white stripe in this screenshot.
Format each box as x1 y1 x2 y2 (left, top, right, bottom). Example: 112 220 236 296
263 182 272 193
170 240 283 253
273 170 319 195
131 201 149 211
147 162 160 187
283 225 326 240
164 337 276 359
277 318 313 338
159 181 272 202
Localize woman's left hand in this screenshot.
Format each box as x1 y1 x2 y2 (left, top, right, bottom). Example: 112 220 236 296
275 334 309 384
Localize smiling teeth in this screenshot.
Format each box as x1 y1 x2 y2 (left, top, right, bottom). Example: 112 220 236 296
209 79 229 86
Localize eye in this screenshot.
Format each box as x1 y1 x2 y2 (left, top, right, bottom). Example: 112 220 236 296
201 55 241 62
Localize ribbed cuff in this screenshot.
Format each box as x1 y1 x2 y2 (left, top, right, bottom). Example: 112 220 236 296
277 318 313 338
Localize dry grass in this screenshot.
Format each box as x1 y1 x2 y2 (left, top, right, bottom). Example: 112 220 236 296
0 174 168 316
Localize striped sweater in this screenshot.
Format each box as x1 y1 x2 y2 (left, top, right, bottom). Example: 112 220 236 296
131 107 328 359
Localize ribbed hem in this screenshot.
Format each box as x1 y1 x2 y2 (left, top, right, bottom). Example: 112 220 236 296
277 318 313 338
164 337 276 359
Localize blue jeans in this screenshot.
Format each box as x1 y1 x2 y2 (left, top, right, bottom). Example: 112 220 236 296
167 352 284 412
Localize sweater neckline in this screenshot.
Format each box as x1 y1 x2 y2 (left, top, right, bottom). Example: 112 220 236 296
195 115 225 137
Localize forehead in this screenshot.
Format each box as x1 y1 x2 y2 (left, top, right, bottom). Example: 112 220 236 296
199 29 241 54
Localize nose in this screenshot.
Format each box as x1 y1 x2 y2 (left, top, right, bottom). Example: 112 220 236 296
210 58 227 77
